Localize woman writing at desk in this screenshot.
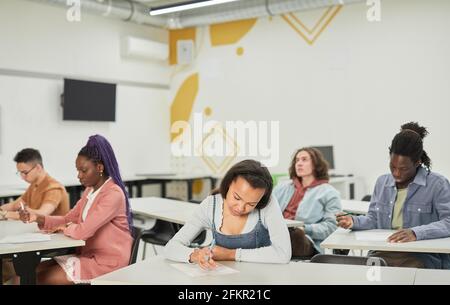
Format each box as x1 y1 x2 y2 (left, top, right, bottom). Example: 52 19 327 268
337 122 450 269
164 160 291 269
19 135 133 284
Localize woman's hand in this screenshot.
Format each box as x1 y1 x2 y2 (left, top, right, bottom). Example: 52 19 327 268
41 225 67 234
189 247 217 270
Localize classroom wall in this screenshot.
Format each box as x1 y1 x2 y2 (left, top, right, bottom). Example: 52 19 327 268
0 0 172 185
168 0 450 197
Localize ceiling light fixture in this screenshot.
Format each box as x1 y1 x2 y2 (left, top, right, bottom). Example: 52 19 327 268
149 0 240 16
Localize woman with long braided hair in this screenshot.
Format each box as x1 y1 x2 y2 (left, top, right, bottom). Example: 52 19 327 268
19 135 133 284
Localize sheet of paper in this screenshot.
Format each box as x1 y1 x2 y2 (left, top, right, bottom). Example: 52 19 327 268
0 232 51 244
170 263 239 277
354 231 392 242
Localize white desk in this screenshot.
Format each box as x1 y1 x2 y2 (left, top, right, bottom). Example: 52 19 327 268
321 228 450 254
341 199 370 215
130 197 304 228
414 269 450 285
0 220 85 285
92 255 417 285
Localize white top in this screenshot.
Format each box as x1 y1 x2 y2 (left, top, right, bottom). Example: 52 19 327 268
92 255 417 285
82 178 111 221
164 195 291 264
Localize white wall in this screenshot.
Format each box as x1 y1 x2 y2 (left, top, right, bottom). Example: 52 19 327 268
169 0 450 197
0 0 171 185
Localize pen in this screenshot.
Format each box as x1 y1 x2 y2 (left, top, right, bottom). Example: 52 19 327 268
204 239 216 262
336 212 354 218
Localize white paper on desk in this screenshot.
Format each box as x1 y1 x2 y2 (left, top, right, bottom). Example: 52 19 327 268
170 263 239 277
0 232 51 244
354 231 392 242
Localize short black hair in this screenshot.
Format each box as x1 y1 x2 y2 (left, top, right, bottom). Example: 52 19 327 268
389 122 431 169
13 148 43 167
217 159 273 209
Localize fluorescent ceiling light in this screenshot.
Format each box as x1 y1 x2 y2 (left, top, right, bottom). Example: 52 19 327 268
149 0 240 16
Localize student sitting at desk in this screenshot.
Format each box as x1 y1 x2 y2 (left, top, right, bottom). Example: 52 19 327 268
273 147 341 257
337 122 450 269
19 135 133 284
164 160 291 269
1 148 70 284
0 148 69 220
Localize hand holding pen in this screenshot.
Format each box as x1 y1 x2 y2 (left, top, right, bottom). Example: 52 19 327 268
336 212 354 229
196 239 217 270
18 201 37 223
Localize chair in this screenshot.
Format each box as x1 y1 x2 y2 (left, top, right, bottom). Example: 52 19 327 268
129 226 142 265
361 195 372 202
187 199 207 247
140 220 178 259
310 254 388 266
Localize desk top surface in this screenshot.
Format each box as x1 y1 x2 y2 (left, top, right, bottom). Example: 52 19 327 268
130 197 303 228
0 220 85 255
92 255 417 285
321 228 450 254
341 199 370 215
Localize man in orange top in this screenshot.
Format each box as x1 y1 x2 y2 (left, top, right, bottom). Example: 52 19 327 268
0 148 69 220
1 148 70 284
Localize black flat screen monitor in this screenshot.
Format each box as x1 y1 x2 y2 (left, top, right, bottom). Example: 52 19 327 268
312 146 335 170
63 78 116 122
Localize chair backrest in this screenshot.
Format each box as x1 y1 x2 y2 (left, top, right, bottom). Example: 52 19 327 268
310 254 388 266
361 195 372 202
129 226 142 265
188 199 207 246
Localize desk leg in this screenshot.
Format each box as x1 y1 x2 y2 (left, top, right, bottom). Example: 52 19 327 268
161 182 167 198
187 180 193 201
12 251 42 285
0 259 3 285
136 182 143 198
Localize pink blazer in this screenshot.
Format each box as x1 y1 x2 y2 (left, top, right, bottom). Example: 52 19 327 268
41 179 133 280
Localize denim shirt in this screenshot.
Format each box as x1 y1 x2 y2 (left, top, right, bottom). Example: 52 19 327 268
353 167 450 269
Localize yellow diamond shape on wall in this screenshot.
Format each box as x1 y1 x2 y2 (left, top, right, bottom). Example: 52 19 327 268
282 5 342 45
197 123 239 174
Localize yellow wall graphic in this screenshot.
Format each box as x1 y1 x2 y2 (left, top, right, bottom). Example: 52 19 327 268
170 73 199 142
282 5 342 45
169 28 196 65
210 18 257 46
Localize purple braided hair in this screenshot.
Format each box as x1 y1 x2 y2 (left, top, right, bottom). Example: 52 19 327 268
78 135 133 234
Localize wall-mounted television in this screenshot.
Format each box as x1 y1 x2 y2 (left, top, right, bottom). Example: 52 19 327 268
62 78 116 122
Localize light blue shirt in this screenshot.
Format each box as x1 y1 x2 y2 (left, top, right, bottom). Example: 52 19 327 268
273 180 341 253
352 167 450 269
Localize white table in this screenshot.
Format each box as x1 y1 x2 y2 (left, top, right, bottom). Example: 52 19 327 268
321 228 450 254
130 197 304 228
0 220 85 285
414 268 450 285
92 255 417 285
341 199 370 215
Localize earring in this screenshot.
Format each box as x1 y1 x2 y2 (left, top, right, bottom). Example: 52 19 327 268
99 171 103 177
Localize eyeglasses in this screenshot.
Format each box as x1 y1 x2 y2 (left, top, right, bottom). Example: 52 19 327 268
16 164 37 176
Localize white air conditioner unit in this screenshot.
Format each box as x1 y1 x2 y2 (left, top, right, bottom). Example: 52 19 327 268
121 36 168 61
